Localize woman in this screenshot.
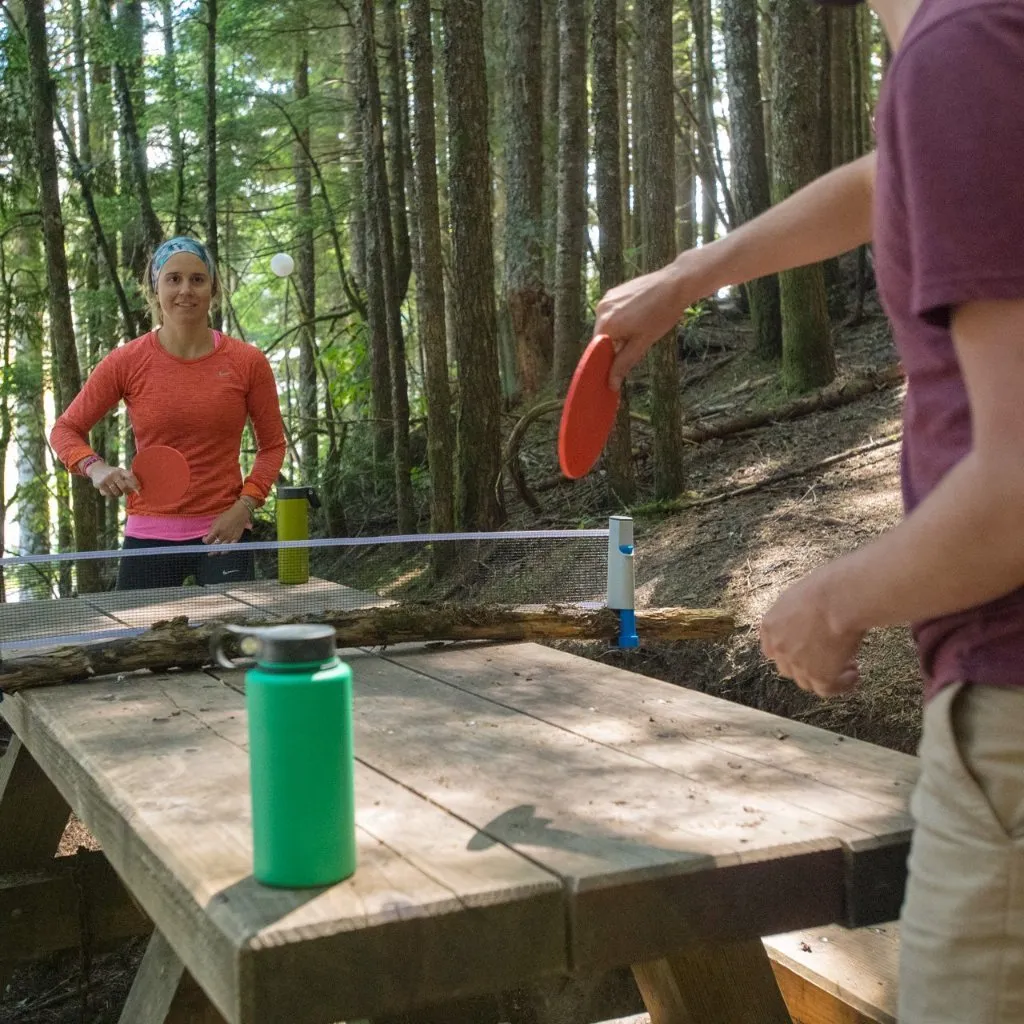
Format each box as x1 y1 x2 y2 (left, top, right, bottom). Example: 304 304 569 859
50 236 286 590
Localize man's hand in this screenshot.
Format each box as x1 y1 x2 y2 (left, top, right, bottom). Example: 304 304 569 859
203 501 251 546
87 461 139 498
760 565 865 697
594 258 698 391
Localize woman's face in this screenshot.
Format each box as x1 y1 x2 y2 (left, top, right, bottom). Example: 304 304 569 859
157 252 213 324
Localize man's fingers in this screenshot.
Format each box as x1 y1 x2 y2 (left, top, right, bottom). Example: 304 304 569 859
609 343 642 391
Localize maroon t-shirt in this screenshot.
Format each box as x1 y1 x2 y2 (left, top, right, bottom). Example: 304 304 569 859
873 0 1024 701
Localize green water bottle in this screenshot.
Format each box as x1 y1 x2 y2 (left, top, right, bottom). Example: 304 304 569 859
276 485 320 585
213 624 356 887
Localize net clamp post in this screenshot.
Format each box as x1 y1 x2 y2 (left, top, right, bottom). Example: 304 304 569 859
606 516 639 649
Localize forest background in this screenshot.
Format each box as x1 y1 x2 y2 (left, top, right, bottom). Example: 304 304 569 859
0 0 887 592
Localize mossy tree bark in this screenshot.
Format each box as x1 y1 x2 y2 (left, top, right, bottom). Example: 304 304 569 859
771 0 837 393
442 0 506 529
722 0 782 361
636 0 686 498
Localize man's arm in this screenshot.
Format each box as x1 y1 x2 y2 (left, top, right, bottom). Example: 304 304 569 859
760 298 1024 694
828 298 1024 629
596 152 876 388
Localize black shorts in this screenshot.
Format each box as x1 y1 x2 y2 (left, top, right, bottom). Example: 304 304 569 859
115 531 255 591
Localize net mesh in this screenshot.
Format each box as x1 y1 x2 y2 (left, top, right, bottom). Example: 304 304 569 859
0 530 611 656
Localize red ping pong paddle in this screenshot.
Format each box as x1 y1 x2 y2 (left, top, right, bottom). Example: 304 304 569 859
131 445 191 506
558 334 621 480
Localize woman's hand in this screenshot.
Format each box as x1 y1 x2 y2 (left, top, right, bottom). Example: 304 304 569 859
87 461 139 498
594 256 702 391
203 501 251 546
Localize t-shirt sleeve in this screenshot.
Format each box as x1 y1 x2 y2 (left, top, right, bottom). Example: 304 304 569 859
242 349 286 503
49 348 127 472
896 7 1024 326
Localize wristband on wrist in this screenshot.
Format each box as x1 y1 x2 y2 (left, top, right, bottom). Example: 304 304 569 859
79 455 103 475
237 495 258 514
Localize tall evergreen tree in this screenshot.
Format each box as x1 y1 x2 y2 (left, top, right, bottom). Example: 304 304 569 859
442 0 505 528
504 0 552 400
772 0 837 391
723 0 782 360
636 0 685 498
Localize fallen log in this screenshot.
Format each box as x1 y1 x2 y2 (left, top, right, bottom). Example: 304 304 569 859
0 603 734 694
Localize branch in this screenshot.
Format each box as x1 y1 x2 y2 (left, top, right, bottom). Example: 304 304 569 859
265 95 366 318
0 604 735 692
53 111 142 338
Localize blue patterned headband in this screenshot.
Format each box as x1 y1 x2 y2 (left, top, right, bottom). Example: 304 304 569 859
150 237 216 290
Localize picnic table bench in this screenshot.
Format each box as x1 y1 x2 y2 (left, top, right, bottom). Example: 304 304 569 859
0 582 916 1023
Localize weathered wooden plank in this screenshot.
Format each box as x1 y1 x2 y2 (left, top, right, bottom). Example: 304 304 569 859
119 930 228 1024
382 643 916 938
384 643 917 813
82 586 254 627
316 650 888 967
3 672 565 1024
0 849 150 961
0 596 122 654
765 923 898 1024
223 577 385 615
633 937 793 1024
383 643 915 928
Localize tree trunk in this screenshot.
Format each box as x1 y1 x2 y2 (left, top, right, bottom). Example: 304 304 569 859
159 0 187 235
355 5 396 470
504 0 553 401
541 0 559 292
105 1 161 278
383 0 413 303
293 42 318 483
636 0 685 499
204 0 221 329
592 0 634 504
10 212 49 561
830 7 855 169
551 0 587 387
442 0 505 529
358 0 415 532
25 0 102 590
408 0 456 543
722 0 782 361
772 0 836 392
617 2 634 270
691 0 717 244
673 9 696 255
88 0 122 543
70 0 109 539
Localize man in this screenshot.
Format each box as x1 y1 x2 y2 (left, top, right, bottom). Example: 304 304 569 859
593 0 1024 1020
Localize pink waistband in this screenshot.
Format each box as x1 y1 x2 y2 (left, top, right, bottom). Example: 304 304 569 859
125 513 219 541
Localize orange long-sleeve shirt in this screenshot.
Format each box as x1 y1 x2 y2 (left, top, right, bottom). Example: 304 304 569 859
50 332 286 518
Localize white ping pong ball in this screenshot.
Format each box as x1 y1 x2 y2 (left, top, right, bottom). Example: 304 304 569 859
270 252 295 277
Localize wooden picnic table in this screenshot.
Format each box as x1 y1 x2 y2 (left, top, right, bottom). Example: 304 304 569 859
0 582 917 1024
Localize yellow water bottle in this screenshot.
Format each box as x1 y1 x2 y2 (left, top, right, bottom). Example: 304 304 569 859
276 486 319 584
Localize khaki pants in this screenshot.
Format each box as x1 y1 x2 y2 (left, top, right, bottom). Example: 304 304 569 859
899 682 1024 1022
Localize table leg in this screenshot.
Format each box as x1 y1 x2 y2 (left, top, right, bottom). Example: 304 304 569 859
0 732 73 1000
118 931 227 1024
632 937 793 1024
0 734 72 871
